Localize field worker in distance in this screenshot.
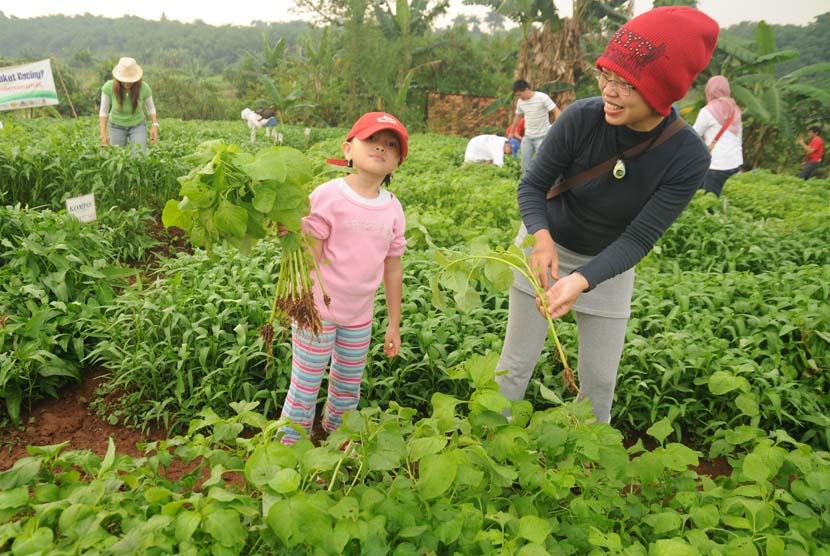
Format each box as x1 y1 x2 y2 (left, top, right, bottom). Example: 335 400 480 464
241 107 280 142
279 112 408 446
506 117 525 157
497 7 718 424
99 57 158 151
464 134 513 166
508 80 561 173
693 75 743 197
797 125 824 180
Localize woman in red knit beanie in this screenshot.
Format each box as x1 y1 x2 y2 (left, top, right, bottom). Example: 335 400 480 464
497 7 719 424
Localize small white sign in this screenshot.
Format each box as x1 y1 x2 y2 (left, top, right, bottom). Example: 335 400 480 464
66 193 96 223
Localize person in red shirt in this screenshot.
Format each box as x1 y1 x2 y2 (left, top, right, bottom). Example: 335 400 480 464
797 125 824 180
506 117 525 157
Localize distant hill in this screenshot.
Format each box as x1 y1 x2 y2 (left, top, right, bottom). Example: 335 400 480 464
0 12 312 71
724 12 830 75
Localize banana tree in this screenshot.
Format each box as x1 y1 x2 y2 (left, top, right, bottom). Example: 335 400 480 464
713 22 830 168
259 76 317 128
372 1 448 117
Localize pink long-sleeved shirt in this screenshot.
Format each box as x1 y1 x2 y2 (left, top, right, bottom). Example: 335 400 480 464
301 178 406 326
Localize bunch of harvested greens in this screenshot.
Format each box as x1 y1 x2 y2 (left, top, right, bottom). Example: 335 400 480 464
162 140 324 335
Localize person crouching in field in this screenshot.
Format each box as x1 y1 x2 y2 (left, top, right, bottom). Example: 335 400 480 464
99 57 158 151
464 134 513 166
496 7 718 424
279 112 408 445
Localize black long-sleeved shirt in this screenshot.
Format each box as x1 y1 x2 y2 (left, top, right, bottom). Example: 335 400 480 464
518 97 710 289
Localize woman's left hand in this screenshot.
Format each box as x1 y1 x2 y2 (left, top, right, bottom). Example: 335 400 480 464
535 272 590 319
383 327 401 357
150 125 159 144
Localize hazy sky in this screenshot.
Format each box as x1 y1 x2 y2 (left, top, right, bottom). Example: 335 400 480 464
2 0 827 28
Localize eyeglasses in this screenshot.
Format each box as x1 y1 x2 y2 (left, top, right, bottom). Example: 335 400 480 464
595 70 635 97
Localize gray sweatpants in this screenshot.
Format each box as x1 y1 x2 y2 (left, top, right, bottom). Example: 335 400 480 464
495 286 628 423
496 226 632 423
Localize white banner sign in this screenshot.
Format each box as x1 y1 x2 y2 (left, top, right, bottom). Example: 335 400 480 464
66 193 97 223
0 59 59 111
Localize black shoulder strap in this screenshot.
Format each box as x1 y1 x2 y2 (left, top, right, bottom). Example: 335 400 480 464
546 118 687 201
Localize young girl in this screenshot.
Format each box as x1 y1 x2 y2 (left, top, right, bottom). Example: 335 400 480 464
279 112 408 445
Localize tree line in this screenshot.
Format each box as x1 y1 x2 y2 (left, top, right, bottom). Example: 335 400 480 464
1 4 828 170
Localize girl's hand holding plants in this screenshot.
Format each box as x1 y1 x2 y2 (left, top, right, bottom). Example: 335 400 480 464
529 230 559 289
150 125 159 144
383 326 401 357
536 272 589 319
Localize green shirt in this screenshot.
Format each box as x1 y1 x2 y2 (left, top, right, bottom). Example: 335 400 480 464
102 80 152 127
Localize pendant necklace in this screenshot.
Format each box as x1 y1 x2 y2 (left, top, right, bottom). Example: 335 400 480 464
612 158 626 179
612 118 669 181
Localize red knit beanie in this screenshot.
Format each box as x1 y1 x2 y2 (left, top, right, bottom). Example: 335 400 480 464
596 7 719 116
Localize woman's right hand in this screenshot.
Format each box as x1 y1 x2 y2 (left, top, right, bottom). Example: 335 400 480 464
100 135 109 146
529 231 559 289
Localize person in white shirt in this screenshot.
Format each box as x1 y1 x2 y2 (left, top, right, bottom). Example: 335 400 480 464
508 80 561 173
464 135 513 167
693 75 743 197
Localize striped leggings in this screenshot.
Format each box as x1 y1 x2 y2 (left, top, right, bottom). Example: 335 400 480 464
279 320 372 445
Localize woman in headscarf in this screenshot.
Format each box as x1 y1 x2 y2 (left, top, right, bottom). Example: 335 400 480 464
693 75 743 197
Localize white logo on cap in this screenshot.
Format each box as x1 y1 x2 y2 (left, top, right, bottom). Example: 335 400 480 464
377 115 399 125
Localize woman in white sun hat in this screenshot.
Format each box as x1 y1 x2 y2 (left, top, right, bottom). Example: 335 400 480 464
99 57 158 150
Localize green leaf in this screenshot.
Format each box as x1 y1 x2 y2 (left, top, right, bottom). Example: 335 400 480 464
689 504 719 529
587 527 622 551
98 437 116 478
268 468 301 494
0 458 41 490
735 393 760 417
203 509 247 548
244 442 297 488
367 431 406 471
483 258 514 291
644 510 682 534
252 182 278 214
162 199 193 230
743 444 785 483
179 176 216 208
470 390 511 414
517 515 552 545
275 147 313 186
213 200 248 239
765 535 785 556
302 447 342 473
11 527 53 555
650 538 698 556
175 511 201 543
328 496 359 521
408 437 447 462
417 453 457 499
0 487 28 510
646 418 673 444
243 148 287 183
708 371 750 395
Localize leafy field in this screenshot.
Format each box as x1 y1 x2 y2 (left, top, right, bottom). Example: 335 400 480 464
0 119 829 554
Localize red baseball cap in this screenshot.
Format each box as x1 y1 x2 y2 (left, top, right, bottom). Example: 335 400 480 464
327 112 409 167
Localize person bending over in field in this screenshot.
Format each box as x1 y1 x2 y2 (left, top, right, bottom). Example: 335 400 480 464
279 112 408 445
497 7 718 424
99 57 158 152
464 134 513 166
